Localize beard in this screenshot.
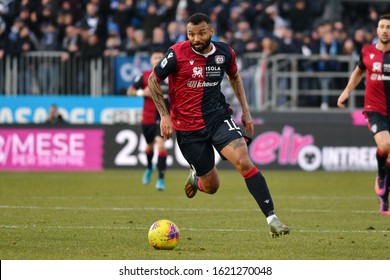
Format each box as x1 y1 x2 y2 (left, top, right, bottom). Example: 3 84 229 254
190 37 212 53
380 37 390 45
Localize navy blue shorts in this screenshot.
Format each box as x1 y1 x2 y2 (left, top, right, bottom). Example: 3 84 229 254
176 118 243 176
142 124 161 144
365 112 390 135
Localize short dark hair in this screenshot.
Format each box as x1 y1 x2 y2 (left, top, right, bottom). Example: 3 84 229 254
188 13 211 25
151 48 165 55
379 14 390 22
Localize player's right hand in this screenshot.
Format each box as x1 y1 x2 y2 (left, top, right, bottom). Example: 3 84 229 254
160 115 174 140
337 91 349 109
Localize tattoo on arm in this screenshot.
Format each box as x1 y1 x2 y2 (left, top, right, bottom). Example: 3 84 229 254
148 73 169 116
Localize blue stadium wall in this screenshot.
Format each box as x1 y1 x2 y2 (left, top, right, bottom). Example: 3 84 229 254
0 96 375 171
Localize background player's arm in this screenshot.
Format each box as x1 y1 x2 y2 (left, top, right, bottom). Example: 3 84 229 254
337 66 365 108
127 86 152 97
127 73 149 97
227 72 254 137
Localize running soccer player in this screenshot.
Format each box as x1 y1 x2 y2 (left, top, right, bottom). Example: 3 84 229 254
148 13 290 237
127 49 169 191
338 14 390 215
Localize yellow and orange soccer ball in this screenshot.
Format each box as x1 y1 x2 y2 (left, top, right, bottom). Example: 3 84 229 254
148 219 180 250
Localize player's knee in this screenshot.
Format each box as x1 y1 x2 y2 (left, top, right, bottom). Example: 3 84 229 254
234 156 253 174
379 142 390 155
205 185 219 194
199 174 220 194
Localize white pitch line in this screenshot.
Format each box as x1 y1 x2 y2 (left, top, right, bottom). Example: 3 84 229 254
0 204 380 214
0 224 389 234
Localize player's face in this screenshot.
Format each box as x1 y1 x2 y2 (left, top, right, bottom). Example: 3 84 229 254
151 52 164 67
377 19 390 45
187 21 214 53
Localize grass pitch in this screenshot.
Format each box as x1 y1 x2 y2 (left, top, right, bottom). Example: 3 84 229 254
0 170 389 260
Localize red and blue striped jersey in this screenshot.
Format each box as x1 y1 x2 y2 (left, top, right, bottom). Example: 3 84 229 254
359 44 390 117
153 40 238 131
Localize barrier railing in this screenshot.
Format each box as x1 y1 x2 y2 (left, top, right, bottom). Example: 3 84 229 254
0 52 363 111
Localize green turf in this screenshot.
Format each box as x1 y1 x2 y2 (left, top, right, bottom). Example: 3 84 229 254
0 170 389 260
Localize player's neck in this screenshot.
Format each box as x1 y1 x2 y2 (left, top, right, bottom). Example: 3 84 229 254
192 43 216 58
376 41 390 52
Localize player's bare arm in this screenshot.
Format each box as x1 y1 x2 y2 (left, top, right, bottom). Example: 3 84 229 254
148 72 173 139
148 73 169 116
338 66 365 109
227 72 254 136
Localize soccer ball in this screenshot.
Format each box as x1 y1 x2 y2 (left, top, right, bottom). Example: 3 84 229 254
148 219 180 250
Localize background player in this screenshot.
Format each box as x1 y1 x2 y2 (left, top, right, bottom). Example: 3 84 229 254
127 49 169 191
337 14 390 215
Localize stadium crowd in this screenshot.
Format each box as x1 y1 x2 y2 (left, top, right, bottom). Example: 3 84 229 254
0 0 388 58
0 0 389 107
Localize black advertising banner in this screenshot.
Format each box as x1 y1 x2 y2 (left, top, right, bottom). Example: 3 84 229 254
103 111 376 171
246 111 375 171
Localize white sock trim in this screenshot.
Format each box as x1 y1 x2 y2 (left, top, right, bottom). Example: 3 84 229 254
266 214 277 224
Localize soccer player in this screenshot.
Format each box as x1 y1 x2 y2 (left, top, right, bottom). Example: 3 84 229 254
127 49 169 191
337 14 390 215
148 13 290 237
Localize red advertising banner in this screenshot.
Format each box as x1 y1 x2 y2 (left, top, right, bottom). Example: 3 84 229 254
0 128 104 171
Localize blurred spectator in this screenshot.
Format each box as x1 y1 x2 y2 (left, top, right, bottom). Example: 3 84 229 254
38 22 61 94
352 27 367 54
257 36 279 109
150 26 170 52
227 6 244 36
45 104 67 124
256 3 279 37
56 11 75 43
18 6 40 36
77 2 106 39
288 0 310 34
60 24 82 94
5 18 24 57
0 16 6 60
125 28 150 55
141 3 162 40
313 27 343 110
104 35 122 56
273 21 301 54
106 20 122 44
110 0 135 39
18 25 39 94
37 0 57 26
58 0 82 22
156 0 179 27
297 31 318 107
80 33 105 95
128 0 150 29
186 0 213 15
121 24 136 55
231 20 259 57
332 20 348 44
0 16 6 94
212 0 231 37
61 24 81 58
165 20 179 46
39 21 60 50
